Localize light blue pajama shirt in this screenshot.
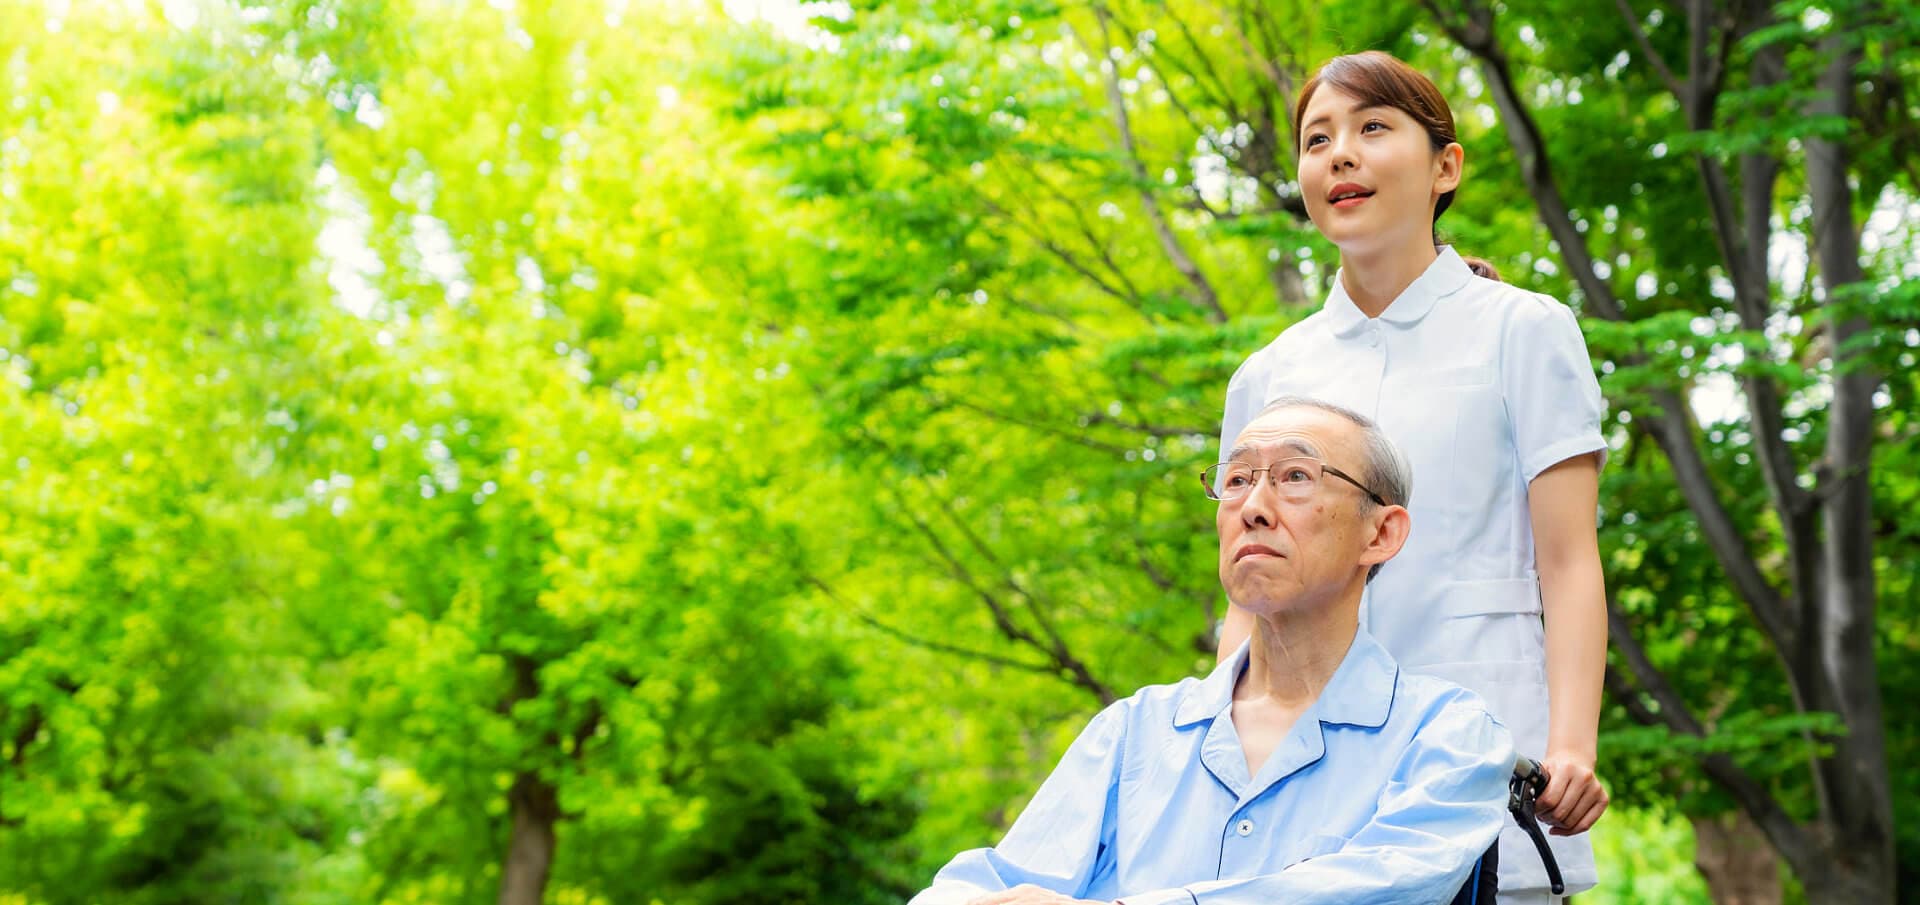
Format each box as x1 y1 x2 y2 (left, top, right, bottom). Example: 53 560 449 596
910 627 1512 905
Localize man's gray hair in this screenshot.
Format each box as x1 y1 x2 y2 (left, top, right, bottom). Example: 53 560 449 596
1253 396 1412 582
1254 396 1412 510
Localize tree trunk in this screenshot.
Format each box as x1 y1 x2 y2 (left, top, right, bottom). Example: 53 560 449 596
1692 811 1781 905
497 769 560 905
1422 2 1898 902
498 652 561 905
1801 26 1895 905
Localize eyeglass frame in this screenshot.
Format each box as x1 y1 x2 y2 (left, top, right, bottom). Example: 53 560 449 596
1200 457 1389 507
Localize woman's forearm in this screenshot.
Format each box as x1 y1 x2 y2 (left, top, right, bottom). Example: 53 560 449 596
1529 456 1607 761
1540 553 1606 759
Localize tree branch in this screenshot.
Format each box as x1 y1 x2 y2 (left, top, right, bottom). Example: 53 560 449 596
1611 0 1684 98
919 476 1102 684
1666 8 1816 557
1083 410 1212 438
1603 665 1818 877
1014 158 1156 302
804 573 1058 674
1803 21 1892 860
976 190 1150 315
940 396 1136 455
1424 0 1799 654
1073 8 1229 323
1137 0 1249 130
871 468 1118 704
1605 599 1818 877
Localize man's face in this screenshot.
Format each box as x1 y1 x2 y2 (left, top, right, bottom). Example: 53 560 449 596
1216 406 1389 615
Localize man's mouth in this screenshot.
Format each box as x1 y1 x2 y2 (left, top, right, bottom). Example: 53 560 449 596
1235 544 1284 562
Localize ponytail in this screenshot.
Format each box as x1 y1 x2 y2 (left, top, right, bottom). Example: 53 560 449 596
1434 229 1504 282
1461 256 1503 281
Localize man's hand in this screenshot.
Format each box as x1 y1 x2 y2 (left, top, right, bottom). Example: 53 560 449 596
966 885 1110 905
1535 750 1608 835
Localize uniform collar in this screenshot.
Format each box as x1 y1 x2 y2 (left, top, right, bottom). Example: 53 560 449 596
1322 246 1475 338
1173 623 1399 729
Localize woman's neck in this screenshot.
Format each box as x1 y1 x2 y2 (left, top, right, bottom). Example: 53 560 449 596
1337 239 1440 318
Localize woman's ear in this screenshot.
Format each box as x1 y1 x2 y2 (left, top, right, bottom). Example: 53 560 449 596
1433 142 1464 195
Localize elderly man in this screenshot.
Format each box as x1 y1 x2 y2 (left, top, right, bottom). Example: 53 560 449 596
910 397 1514 905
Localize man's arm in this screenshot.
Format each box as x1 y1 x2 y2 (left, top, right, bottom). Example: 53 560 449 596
909 703 1130 905
1117 695 1512 905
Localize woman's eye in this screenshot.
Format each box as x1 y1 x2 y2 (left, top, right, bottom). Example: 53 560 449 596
1304 134 1327 148
1362 120 1386 133
1225 474 1252 488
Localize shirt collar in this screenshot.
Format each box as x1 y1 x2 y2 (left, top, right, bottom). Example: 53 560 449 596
1321 246 1475 338
1174 624 1399 729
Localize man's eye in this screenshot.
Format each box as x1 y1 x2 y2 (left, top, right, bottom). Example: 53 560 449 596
1225 473 1252 487
1281 468 1313 483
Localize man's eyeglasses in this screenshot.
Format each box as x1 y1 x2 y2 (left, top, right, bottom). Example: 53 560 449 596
1201 457 1388 506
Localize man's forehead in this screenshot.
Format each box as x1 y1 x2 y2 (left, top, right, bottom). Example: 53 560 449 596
1229 408 1355 459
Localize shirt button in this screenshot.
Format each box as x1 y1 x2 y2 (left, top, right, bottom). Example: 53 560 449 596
1236 819 1253 837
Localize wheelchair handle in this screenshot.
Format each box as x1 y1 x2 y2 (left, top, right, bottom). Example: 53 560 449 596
1509 756 1566 895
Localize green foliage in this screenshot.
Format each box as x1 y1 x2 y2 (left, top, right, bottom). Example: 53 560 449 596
2 0 1915 901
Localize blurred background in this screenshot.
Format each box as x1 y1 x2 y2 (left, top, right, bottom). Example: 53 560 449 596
1 0 1915 902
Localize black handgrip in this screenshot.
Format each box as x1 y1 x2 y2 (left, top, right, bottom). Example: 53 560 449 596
1509 756 1566 895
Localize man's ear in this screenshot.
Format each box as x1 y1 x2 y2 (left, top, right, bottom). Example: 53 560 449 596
1358 504 1411 573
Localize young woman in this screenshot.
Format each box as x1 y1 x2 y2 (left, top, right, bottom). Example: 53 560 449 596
1215 51 1610 902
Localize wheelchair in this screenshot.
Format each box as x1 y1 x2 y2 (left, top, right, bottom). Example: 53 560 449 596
1449 756 1566 905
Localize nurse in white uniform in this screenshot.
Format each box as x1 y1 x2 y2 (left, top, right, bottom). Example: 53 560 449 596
1215 51 1610 902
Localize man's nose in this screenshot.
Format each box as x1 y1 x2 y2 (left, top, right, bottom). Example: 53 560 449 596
1239 474 1281 528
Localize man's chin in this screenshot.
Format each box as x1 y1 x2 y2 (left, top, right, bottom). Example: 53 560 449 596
1225 580 1299 614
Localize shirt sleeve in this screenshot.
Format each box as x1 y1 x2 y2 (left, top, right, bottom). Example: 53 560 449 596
908 702 1130 905
1503 296 1607 483
1219 349 1269 463
1117 694 1513 905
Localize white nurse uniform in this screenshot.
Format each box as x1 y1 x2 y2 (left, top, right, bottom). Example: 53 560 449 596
1218 246 1607 895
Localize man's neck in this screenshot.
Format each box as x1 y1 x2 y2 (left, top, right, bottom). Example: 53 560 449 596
1237 585 1363 711
1338 239 1439 319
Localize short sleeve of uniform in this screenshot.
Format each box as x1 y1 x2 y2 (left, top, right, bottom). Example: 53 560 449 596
1503 297 1606 483
1220 345 1278 461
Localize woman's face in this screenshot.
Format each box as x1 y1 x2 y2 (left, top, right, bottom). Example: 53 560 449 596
1296 86 1461 257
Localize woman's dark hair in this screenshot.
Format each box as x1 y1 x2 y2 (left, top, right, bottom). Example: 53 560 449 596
1293 51 1502 282
1462 257 1501 280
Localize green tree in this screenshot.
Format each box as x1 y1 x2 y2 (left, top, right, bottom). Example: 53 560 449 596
0 5 368 902
1415 0 1917 899
269 0 920 901
720 0 1919 900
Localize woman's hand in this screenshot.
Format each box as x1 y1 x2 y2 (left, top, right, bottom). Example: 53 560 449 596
1535 750 1608 835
